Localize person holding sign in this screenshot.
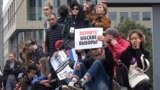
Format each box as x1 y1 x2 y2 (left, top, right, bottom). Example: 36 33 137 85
98 28 130 80
68 47 114 90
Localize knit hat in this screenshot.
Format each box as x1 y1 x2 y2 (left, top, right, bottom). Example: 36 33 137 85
55 40 63 49
103 28 119 37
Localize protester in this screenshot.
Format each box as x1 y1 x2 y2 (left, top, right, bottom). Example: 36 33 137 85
31 57 51 90
28 40 45 63
83 1 96 23
45 14 63 57
62 2 91 49
57 5 70 25
3 52 22 90
120 30 151 90
43 2 54 35
98 28 130 83
20 64 37 90
43 2 53 17
99 28 130 61
68 47 114 90
19 40 33 69
90 3 111 30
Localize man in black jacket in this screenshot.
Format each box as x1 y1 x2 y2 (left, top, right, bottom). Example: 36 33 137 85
3 52 22 90
45 13 64 57
68 47 114 90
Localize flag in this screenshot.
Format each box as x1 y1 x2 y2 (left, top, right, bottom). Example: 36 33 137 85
66 49 78 62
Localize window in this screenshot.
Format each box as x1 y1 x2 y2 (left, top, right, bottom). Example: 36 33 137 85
131 12 140 21
120 12 128 20
143 12 151 21
27 0 42 20
53 0 60 16
108 12 117 21
53 0 60 8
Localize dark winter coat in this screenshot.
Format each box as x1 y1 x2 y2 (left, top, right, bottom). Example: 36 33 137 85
31 46 45 62
3 60 22 87
45 23 64 56
62 3 91 40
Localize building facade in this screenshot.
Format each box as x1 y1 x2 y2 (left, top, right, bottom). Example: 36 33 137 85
0 0 3 68
108 7 152 31
3 0 45 61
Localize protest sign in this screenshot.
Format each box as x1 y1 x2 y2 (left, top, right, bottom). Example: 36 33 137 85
75 28 103 50
50 49 77 80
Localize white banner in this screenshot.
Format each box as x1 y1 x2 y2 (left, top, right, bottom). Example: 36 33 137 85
75 28 103 50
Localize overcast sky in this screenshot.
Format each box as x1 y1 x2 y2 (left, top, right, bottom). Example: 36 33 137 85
3 0 9 10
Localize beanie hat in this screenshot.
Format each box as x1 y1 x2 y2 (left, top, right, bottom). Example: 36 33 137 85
103 28 119 37
55 40 63 49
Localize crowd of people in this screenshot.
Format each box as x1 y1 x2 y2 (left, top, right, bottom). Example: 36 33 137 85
0 0 152 90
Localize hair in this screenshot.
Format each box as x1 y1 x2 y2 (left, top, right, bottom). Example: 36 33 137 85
71 2 80 10
128 30 146 47
95 3 107 15
39 57 50 76
30 39 37 45
44 2 53 10
26 64 37 73
8 52 16 57
58 5 69 17
71 2 85 20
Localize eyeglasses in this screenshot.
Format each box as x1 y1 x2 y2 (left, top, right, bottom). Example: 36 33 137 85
72 8 79 10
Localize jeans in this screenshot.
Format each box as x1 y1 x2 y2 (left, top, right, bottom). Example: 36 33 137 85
5 79 16 90
74 60 110 90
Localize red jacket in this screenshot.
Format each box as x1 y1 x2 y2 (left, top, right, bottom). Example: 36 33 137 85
108 37 130 61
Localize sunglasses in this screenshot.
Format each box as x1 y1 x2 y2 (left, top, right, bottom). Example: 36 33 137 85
72 8 79 10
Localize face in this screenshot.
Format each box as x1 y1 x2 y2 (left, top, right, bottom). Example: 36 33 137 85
28 45 34 53
91 48 104 60
104 34 112 42
43 6 52 16
48 15 57 26
28 69 36 79
130 33 141 48
8 53 16 61
96 4 105 15
72 6 79 16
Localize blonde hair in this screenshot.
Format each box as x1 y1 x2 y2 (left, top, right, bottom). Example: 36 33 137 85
44 2 53 10
95 3 107 15
39 57 50 76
